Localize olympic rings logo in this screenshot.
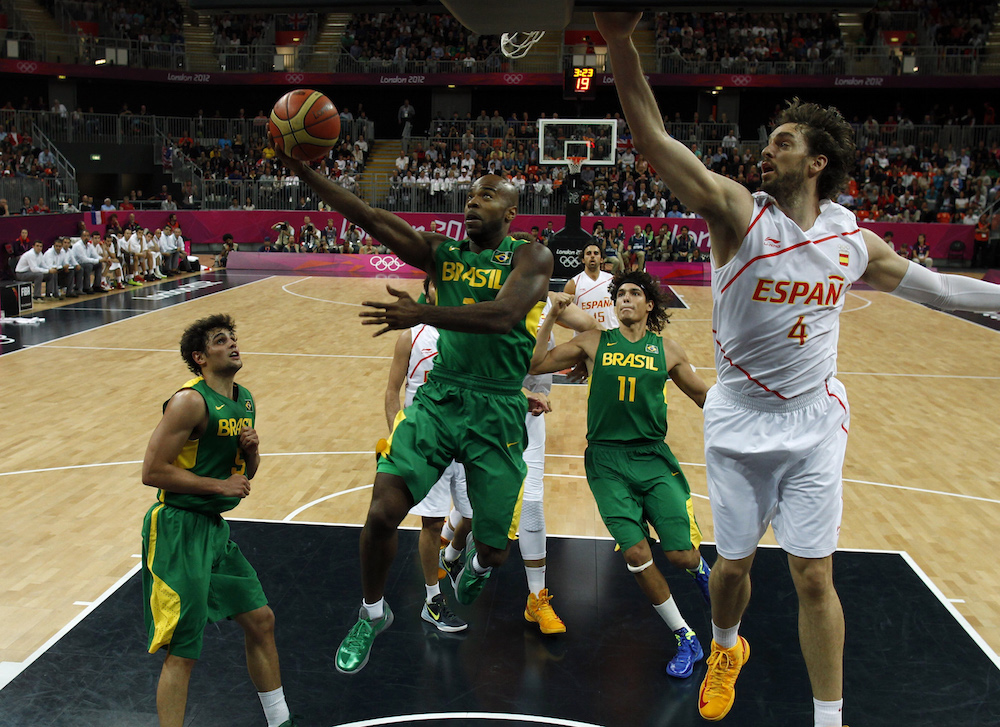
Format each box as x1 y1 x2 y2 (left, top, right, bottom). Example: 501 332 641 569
731 75 751 86
16 62 38 73
503 73 524 84
370 256 405 272
559 256 581 268
285 73 305 84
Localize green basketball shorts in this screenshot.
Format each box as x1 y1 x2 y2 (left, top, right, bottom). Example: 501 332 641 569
584 440 702 552
378 367 528 550
141 503 267 660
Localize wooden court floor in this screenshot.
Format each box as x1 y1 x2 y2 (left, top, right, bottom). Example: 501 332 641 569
1 273 999 675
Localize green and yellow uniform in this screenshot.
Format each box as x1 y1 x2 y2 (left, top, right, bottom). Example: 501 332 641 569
141 377 266 660
584 328 702 552
378 236 545 549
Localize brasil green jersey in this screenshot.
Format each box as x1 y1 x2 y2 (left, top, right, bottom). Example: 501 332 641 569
587 328 670 445
433 235 545 385
158 376 255 515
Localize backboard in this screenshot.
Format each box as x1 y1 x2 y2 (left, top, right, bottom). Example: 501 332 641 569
538 118 618 167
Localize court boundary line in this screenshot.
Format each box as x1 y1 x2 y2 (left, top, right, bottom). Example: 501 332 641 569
1 275 275 357
3 452 998 506
328 713 604 727
281 276 366 307
0 563 141 691
37 344 391 361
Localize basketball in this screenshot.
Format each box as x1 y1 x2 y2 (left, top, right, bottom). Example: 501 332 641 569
268 89 341 162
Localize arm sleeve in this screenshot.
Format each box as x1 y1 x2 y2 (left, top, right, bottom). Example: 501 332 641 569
890 260 1000 312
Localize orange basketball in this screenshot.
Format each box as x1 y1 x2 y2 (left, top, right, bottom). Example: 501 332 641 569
268 89 341 162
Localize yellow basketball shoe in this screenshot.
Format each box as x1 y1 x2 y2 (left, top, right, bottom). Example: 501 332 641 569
698 636 750 721
524 588 567 634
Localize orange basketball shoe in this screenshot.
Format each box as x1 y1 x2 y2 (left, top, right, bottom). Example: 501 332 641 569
524 588 566 634
698 636 750 721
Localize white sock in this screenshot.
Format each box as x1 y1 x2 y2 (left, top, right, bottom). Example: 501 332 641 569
444 542 463 563
653 596 689 633
258 686 290 727
471 553 490 575
524 564 546 595
425 581 441 602
813 698 843 727
362 597 384 620
712 620 741 649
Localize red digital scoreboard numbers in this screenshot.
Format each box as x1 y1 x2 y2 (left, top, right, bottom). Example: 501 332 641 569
564 66 598 100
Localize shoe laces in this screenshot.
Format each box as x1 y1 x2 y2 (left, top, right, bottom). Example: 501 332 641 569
342 618 374 651
703 647 739 696
435 597 459 621
675 630 695 652
533 589 561 618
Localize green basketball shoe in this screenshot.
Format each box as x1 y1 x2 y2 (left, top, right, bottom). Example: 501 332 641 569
335 602 394 674
455 543 492 605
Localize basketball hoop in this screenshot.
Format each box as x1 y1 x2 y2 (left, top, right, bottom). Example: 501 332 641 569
566 156 586 176
501 31 545 59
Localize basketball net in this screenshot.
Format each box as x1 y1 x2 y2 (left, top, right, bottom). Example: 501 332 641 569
566 156 585 175
501 31 545 59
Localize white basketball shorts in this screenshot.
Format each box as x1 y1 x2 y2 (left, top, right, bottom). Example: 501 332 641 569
522 411 546 502
704 378 849 560
409 460 472 519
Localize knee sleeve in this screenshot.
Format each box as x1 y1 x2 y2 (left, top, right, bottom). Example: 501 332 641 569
627 558 654 574
518 499 546 560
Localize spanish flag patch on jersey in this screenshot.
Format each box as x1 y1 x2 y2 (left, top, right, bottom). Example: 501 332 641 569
838 245 850 267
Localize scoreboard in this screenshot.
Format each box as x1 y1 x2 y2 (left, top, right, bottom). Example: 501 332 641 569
564 65 598 100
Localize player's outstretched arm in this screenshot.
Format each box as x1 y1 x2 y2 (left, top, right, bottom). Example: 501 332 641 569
596 12 753 251
862 228 1000 310
277 150 435 271
142 390 252 498
663 339 709 408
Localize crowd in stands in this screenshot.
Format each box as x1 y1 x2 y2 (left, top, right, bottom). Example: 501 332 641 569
108 0 184 45
0 125 60 179
654 12 844 68
862 0 993 47
213 12 271 49
341 12 501 69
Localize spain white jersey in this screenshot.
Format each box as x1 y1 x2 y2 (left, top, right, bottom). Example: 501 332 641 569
570 270 618 329
404 324 439 407
711 192 869 400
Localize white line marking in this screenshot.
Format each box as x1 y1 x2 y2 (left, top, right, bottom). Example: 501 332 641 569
843 291 872 311
900 551 1000 671
5 452 996 506
0 460 143 477
281 277 364 307
329 713 604 727
0 563 141 692
283 484 373 521
39 345 390 361
2 276 274 357
57 306 157 312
